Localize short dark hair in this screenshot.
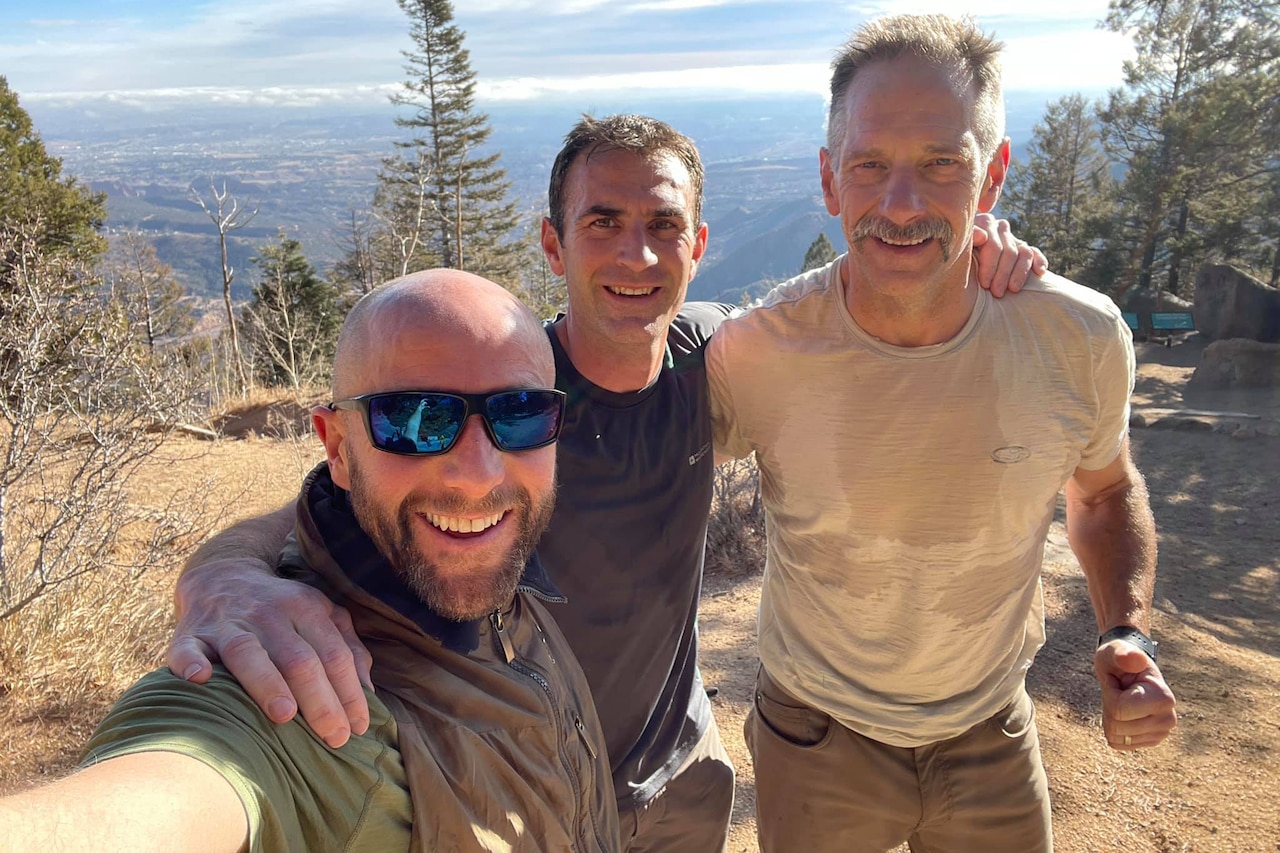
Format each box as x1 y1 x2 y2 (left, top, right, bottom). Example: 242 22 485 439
827 14 1005 164
547 114 705 237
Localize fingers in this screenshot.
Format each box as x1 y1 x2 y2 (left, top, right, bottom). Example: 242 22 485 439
1031 246 1048 277
1095 644 1178 751
331 605 376 694
970 215 1020 297
166 560 373 748
165 636 216 684
218 630 303 726
288 607 371 740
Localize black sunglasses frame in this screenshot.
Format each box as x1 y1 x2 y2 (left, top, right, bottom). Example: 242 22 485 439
329 389 566 456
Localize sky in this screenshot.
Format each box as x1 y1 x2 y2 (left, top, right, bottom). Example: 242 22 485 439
0 0 1133 112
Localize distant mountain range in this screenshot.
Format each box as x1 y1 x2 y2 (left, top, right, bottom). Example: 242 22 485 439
27 90 1090 305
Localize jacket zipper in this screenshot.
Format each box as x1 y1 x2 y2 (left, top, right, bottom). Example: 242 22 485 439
491 608 602 850
573 715 598 761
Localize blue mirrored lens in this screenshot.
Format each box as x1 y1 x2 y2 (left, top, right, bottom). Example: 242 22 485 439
367 393 465 453
485 391 562 450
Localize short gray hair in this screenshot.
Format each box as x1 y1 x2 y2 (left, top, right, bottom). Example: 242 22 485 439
826 14 1005 164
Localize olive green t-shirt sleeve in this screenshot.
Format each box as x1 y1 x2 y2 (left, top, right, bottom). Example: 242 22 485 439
79 668 411 853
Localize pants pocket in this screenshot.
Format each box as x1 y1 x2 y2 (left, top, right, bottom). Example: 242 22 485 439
753 666 831 748
988 686 1036 739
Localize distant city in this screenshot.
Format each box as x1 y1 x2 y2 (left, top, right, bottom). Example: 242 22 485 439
28 89 1083 306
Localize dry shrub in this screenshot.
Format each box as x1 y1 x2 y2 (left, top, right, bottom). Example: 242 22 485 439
705 456 766 579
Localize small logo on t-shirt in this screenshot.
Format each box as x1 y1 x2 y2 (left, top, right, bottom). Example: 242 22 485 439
991 445 1032 464
689 442 711 465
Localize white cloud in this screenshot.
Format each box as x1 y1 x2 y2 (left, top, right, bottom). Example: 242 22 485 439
478 62 830 100
3 0 1132 106
23 83 401 111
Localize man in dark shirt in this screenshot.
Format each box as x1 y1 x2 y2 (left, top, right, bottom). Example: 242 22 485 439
166 114 1041 852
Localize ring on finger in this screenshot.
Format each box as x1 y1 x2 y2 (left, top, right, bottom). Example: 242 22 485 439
1124 735 1132 746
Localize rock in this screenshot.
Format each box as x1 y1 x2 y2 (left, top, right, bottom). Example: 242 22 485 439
1191 339 1280 389
1169 417 1215 432
1130 411 1149 428
1193 264 1280 342
1231 427 1258 440
1123 288 1192 315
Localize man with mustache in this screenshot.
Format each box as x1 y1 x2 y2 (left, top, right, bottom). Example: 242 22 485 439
0 271 619 852
708 14 1178 852
163 115 1042 852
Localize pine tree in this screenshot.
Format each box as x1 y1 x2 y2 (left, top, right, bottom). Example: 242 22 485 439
1098 0 1280 296
801 233 838 273
244 231 346 388
1002 94 1118 288
0 76 106 283
386 0 521 286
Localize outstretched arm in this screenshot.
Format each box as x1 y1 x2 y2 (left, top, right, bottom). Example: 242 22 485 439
0 752 248 853
168 504 373 748
971 213 1048 297
1065 440 1177 750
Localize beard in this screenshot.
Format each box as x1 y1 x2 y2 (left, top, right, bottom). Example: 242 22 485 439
348 461 556 622
850 213 955 262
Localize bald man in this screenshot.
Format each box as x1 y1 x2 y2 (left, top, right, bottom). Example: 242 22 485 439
0 271 621 853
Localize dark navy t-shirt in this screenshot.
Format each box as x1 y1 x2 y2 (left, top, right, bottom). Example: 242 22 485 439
539 302 733 808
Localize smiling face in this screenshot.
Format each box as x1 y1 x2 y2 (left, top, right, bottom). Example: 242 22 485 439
821 56 1009 308
541 146 707 351
313 275 558 621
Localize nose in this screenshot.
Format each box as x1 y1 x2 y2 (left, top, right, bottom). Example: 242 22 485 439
615 222 658 273
879 167 927 223
436 414 505 497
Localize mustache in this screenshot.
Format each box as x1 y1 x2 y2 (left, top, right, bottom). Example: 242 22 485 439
851 215 954 259
404 487 522 518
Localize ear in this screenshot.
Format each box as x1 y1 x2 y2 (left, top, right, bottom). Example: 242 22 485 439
687 221 709 281
541 217 567 277
819 148 841 217
978 138 1011 213
312 406 352 490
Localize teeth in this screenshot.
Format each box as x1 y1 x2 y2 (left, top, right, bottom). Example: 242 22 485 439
427 511 504 534
880 236 927 246
608 286 656 296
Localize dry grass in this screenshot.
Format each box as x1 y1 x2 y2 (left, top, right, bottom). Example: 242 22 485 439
0 390 321 795
706 457 766 579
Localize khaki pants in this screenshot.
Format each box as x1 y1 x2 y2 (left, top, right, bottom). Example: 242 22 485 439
746 666 1052 853
618 713 735 853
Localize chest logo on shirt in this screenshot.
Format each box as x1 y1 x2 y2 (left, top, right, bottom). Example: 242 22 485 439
688 442 711 466
991 445 1032 464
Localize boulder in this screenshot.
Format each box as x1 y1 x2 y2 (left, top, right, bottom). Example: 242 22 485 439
1193 264 1280 342
1191 339 1280 388
1123 288 1192 315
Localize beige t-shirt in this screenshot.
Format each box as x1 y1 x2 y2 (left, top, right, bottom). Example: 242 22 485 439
708 259 1133 746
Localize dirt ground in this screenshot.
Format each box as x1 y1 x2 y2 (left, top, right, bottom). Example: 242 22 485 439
2 335 1277 851
701 335 1280 852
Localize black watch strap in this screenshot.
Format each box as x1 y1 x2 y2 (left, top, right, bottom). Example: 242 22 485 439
1098 625 1157 662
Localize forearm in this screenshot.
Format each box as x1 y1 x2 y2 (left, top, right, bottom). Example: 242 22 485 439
183 502 295 574
1065 467 1157 633
0 753 247 853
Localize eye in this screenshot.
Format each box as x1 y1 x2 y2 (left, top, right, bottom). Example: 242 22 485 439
589 216 617 229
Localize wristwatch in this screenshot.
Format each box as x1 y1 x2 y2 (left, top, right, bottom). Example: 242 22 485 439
1098 625 1158 663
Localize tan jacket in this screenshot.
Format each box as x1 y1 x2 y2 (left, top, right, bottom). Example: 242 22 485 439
285 465 620 852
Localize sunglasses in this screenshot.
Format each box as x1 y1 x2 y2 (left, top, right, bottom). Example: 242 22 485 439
329 389 566 456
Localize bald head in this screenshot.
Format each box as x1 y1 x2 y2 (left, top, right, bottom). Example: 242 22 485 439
332 269 552 399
